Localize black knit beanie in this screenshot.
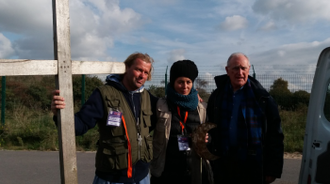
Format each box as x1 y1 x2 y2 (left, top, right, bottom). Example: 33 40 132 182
170 60 198 85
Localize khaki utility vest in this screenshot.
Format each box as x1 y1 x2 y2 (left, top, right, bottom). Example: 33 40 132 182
95 85 153 172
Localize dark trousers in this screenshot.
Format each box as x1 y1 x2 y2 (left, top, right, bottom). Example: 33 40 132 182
211 155 263 184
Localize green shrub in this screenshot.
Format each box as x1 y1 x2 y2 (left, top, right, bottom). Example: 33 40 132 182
0 75 310 153
76 126 99 151
27 85 52 110
1 103 58 150
148 85 165 98
280 104 307 152
72 75 104 110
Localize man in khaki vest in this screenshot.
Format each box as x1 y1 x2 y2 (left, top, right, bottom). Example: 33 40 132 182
51 52 158 184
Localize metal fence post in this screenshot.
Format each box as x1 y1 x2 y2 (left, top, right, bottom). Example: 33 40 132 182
165 66 168 95
81 74 85 106
252 65 256 78
1 76 6 125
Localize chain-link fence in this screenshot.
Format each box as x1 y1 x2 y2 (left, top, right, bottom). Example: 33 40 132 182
145 65 316 93
0 65 316 153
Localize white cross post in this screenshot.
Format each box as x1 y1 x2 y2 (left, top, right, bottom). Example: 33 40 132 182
0 0 125 183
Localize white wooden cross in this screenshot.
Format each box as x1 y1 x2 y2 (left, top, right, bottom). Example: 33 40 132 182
0 0 125 183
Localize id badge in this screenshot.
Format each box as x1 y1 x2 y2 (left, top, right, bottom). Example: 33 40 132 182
177 135 190 151
106 110 122 127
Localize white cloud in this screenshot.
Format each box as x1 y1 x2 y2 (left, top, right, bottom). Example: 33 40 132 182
259 21 277 31
167 49 185 64
219 15 248 31
0 0 53 59
0 0 147 61
249 38 330 74
140 0 180 6
0 0 329 83
213 0 255 17
203 72 217 82
0 33 14 58
252 0 330 24
71 33 112 61
69 0 146 60
0 0 51 34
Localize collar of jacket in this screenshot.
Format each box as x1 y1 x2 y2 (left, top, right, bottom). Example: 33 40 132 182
105 74 145 93
214 74 270 100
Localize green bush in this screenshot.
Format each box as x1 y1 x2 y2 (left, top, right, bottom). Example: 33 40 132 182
72 75 104 111
1 104 58 150
292 90 310 110
148 85 166 98
280 104 307 152
27 84 52 110
269 78 294 110
0 75 309 153
76 126 99 151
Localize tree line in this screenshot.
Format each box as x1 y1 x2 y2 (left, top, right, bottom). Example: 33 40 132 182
0 76 310 114
0 75 310 152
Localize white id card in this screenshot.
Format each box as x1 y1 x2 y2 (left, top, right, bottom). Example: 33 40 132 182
106 111 122 127
177 135 190 151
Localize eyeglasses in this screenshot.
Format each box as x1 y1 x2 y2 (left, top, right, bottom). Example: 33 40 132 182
229 66 250 72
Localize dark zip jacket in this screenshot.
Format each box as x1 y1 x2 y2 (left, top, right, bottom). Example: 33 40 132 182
207 74 284 179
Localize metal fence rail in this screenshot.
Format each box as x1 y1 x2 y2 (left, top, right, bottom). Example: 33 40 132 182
145 65 316 93
145 74 315 93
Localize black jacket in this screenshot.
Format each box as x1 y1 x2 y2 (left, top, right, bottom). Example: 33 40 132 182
207 74 284 178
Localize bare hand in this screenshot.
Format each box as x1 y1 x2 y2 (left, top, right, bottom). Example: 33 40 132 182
205 133 209 143
197 94 203 102
265 176 276 184
51 90 66 115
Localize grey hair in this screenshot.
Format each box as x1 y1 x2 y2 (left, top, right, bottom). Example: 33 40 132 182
226 52 250 66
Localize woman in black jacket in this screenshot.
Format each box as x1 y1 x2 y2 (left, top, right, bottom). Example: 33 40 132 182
150 60 209 184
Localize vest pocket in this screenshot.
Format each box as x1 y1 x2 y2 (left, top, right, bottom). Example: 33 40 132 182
101 142 128 170
144 135 153 162
142 110 153 127
111 126 125 137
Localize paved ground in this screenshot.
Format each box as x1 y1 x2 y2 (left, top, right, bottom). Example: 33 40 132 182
0 150 95 184
0 150 302 184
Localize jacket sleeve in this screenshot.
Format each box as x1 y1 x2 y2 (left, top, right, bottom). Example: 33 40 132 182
53 89 103 136
206 89 217 123
263 96 284 178
206 89 222 156
73 89 105 135
147 91 159 132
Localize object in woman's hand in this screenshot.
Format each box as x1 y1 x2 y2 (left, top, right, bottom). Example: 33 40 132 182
191 122 219 161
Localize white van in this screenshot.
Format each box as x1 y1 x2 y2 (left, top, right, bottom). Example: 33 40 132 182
299 47 330 184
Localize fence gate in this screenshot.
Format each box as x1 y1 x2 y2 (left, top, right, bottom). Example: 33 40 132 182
0 0 125 183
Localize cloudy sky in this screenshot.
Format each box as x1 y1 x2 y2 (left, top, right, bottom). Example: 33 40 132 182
0 0 329 77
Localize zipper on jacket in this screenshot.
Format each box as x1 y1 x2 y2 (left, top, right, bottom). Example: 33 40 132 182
129 92 142 159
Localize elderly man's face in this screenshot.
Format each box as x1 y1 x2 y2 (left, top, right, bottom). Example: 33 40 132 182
225 54 250 91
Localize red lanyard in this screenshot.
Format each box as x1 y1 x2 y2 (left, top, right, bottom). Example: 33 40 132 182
177 106 188 134
121 116 132 178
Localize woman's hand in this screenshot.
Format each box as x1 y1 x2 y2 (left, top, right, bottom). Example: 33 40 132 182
205 133 209 143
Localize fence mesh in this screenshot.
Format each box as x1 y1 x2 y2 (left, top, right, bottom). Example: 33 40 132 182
145 65 316 93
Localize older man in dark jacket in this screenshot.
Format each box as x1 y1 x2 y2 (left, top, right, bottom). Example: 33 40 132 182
207 52 284 184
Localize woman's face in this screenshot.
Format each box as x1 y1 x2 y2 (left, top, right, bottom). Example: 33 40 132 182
173 77 193 95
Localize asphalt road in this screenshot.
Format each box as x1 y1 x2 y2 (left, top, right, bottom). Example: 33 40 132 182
0 150 301 184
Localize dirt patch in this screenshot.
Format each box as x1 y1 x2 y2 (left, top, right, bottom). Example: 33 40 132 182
284 152 302 159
